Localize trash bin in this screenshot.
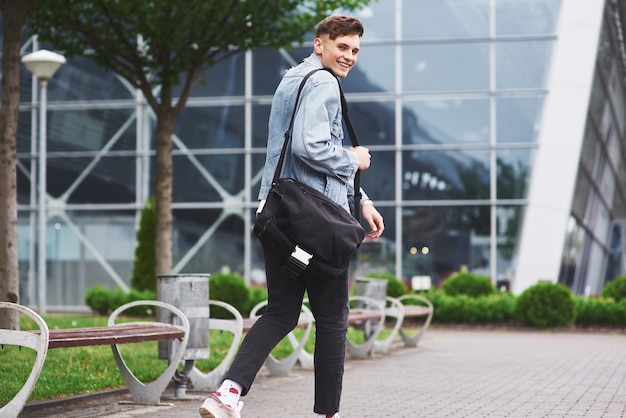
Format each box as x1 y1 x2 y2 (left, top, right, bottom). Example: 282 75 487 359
157 273 210 397
353 277 387 338
157 274 210 361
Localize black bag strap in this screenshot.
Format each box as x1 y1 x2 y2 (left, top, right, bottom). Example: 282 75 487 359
272 67 362 220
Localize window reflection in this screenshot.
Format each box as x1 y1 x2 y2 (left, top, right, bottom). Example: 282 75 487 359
402 205 491 285
496 40 554 89
403 43 489 91
403 98 489 145
175 105 245 149
403 0 489 39
403 150 490 200
496 148 534 199
496 0 561 36
496 97 544 143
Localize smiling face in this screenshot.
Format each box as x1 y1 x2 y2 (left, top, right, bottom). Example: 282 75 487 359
313 34 360 78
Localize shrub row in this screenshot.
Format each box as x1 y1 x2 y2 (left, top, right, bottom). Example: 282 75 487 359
85 271 626 329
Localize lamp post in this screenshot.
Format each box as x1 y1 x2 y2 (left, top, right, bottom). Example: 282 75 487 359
22 49 66 314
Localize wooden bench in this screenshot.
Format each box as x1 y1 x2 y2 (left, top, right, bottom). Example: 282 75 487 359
0 300 190 418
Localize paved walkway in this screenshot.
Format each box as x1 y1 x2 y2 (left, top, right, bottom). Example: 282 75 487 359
19 328 626 417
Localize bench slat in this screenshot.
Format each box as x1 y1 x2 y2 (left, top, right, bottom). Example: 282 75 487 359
46 324 185 349
403 306 432 317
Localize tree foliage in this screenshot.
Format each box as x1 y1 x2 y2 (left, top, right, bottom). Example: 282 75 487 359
29 0 372 277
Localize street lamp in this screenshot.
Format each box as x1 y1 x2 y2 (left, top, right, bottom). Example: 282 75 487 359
22 49 66 314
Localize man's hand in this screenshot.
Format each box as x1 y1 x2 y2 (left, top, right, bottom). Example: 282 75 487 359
361 204 384 239
349 146 371 171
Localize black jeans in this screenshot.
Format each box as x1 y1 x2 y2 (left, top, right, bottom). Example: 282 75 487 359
224 242 350 414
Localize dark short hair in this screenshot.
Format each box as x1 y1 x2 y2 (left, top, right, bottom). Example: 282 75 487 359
315 16 364 40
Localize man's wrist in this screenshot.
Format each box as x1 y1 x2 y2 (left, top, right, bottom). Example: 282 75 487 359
360 199 374 207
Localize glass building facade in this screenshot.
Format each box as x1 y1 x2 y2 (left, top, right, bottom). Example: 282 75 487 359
1 0 624 309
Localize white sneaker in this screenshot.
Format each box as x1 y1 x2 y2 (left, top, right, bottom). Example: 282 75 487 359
199 393 243 418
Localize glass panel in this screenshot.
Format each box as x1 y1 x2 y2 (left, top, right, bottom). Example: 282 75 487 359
496 0 561 36
47 212 135 306
354 206 396 276
17 157 32 205
571 170 591 220
362 151 395 202
403 43 489 91
50 156 136 203
253 47 310 96
496 148 534 200
401 205 491 284
496 96 545 143
252 104 271 148
403 98 489 145
344 45 395 93
496 205 525 286
559 216 586 289
17 109 33 153
604 221 623 285
251 153 266 200
403 150 490 200
403 0 489 39
173 210 245 276
44 56 134 101
174 105 244 149
496 40 554 89
349 0 395 41
47 108 136 152
183 53 245 98
172 154 245 202
349 100 395 146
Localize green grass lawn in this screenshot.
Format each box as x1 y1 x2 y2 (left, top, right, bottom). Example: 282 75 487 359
0 313 392 406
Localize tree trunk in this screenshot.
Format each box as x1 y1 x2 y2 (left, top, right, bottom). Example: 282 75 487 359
154 100 175 284
0 0 31 329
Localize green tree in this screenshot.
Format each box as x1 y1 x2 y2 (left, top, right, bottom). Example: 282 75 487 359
131 197 157 292
29 0 372 281
0 0 33 329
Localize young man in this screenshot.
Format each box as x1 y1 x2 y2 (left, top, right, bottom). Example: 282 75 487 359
199 15 384 418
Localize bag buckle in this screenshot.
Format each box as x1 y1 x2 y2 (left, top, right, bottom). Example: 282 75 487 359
281 245 313 279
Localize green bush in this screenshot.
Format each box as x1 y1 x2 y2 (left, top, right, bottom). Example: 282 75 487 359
247 286 269 314
426 291 470 323
441 271 495 298
601 275 626 302
85 285 115 315
515 282 576 328
575 296 626 327
85 285 155 316
364 272 407 298
209 272 249 317
425 289 516 324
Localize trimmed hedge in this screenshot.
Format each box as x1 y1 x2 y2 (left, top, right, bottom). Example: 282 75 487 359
441 271 496 298
602 275 626 302
209 272 250 318
515 282 575 328
425 290 516 324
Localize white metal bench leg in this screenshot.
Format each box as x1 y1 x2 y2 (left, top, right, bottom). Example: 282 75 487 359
108 300 190 404
250 301 314 376
188 300 243 391
0 302 49 418
346 296 385 359
374 296 405 354
397 294 434 347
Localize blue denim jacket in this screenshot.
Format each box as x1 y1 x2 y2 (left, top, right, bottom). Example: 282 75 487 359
258 54 362 213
